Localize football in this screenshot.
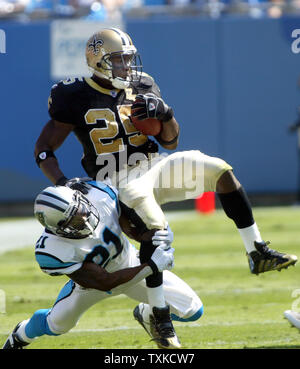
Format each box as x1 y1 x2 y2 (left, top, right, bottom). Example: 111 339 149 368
130 115 162 136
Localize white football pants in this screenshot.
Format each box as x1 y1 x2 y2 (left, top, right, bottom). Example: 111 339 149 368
46 247 202 335
113 150 232 230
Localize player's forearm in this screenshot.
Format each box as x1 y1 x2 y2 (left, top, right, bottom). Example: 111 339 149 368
34 143 66 185
39 158 66 185
101 264 153 292
156 117 180 150
69 262 153 292
34 120 73 185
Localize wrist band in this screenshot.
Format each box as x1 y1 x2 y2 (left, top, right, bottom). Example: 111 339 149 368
156 134 179 146
35 150 56 167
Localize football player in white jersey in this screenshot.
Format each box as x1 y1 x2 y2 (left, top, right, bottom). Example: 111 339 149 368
2 180 203 350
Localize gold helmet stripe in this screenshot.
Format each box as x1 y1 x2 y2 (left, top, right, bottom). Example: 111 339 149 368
109 28 132 46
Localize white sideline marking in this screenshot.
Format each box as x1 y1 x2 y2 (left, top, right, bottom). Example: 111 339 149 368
0 319 287 336
0 212 196 255
68 319 286 334
0 219 43 255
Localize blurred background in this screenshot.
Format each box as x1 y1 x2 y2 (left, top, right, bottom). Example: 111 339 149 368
1 0 300 216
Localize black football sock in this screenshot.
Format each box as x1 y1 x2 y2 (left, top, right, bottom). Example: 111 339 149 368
217 186 254 229
217 187 264 253
139 239 163 287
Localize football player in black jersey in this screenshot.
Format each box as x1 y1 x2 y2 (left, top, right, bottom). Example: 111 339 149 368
34 28 297 349
35 27 181 349
36 29 179 184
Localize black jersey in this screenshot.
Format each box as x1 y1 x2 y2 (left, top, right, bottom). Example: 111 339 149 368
48 74 161 180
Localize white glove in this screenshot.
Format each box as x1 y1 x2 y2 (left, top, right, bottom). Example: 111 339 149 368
152 225 174 247
149 244 175 273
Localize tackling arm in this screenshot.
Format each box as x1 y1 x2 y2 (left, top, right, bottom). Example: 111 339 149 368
34 119 75 185
69 244 174 292
69 261 152 292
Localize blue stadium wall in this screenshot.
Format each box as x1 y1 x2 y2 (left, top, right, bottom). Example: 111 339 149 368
0 15 299 203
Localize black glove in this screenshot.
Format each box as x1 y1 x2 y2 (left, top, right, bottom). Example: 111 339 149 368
131 93 174 122
56 176 91 195
66 177 92 195
139 138 159 154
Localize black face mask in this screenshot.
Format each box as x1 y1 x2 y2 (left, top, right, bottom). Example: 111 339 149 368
57 192 100 239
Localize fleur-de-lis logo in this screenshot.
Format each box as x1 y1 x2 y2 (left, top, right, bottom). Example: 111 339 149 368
88 36 103 56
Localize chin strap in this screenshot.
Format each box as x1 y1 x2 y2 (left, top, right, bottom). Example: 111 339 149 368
112 77 130 89
92 69 129 89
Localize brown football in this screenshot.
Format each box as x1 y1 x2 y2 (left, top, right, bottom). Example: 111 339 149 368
130 114 162 136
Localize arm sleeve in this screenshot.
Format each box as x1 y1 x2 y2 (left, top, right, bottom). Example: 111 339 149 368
35 251 82 276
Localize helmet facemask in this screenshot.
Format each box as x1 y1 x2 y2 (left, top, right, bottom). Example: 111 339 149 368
55 192 100 239
95 50 142 89
85 28 143 89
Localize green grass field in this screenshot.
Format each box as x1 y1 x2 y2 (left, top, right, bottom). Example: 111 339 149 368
1 206 300 349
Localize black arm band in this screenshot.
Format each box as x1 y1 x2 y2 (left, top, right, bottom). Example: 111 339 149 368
147 259 159 275
161 107 174 122
55 176 69 186
35 150 57 167
156 132 179 146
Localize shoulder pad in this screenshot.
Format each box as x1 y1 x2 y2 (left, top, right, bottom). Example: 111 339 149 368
52 77 85 95
49 77 85 123
139 72 155 88
130 72 153 89
131 72 161 96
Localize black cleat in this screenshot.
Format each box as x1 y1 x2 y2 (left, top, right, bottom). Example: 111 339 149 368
247 241 298 275
2 322 29 349
151 306 181 349
134 303 181 349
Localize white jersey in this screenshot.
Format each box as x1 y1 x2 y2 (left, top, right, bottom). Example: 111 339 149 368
34 181 135 276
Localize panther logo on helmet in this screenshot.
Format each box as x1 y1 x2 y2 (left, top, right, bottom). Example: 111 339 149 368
35 212 46 227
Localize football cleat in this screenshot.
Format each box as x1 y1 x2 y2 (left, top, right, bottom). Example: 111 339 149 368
284 310 300 330
247 241 298 275
133 303 181 349
134 303 153 337
2 322 29 349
